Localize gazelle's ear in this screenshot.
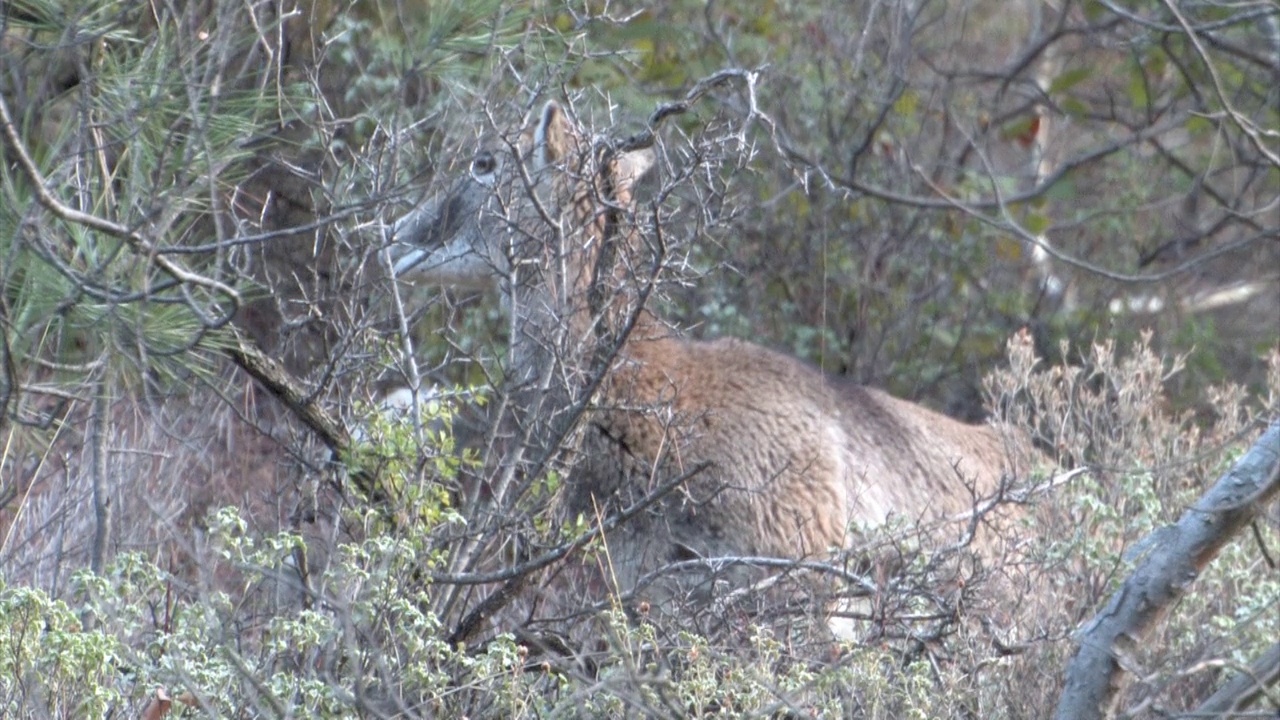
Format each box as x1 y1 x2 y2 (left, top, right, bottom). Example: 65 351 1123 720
534 101 577 169
612 146 656 195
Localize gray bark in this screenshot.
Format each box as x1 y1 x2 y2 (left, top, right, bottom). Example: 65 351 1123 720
1054 420 1280 720
90 384 111 578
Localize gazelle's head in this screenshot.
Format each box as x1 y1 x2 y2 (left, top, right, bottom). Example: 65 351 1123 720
390 101 656 304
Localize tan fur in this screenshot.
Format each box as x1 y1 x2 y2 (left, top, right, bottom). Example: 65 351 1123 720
391 101 1034 603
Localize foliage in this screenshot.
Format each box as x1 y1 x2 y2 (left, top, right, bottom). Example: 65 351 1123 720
1 338 1274 717
2 0 1278 718
1 1 285 426
0 580 125 717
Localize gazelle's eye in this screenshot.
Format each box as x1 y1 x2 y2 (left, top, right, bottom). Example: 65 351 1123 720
471 151 497 177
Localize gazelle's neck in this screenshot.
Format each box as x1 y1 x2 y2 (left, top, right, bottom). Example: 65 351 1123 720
501 203 662 394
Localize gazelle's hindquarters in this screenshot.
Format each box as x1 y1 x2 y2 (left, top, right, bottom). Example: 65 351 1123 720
569 330 1037 633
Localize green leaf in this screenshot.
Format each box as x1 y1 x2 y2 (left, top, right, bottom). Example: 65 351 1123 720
1185 115 1214 136
1128 57 1151 110
1024 212 1051 236
1046 177 1077 201
1061 97 1089 118
893 90 919 117
1048 67 1092 96
1082 0 1108 21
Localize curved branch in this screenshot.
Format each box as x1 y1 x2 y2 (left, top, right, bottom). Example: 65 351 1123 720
1054 420 1280 720
1159 0 1280 169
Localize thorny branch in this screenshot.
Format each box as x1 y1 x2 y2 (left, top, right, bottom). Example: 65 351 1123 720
611 67 764 156
445 460 712 645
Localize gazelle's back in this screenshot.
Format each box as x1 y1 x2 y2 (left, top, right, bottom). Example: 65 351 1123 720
582 329 1024 576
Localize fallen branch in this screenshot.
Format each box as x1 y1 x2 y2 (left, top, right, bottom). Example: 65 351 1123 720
1054 420 1280 720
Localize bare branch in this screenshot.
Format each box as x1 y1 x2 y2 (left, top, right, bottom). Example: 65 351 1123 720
611 67 762 154
1158 0 1280 169
1054 420 1280 720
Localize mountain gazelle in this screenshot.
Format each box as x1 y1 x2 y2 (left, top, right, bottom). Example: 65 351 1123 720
391 100 1036 628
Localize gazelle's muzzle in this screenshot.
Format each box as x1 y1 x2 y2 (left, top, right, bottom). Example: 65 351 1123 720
388 177 481 279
